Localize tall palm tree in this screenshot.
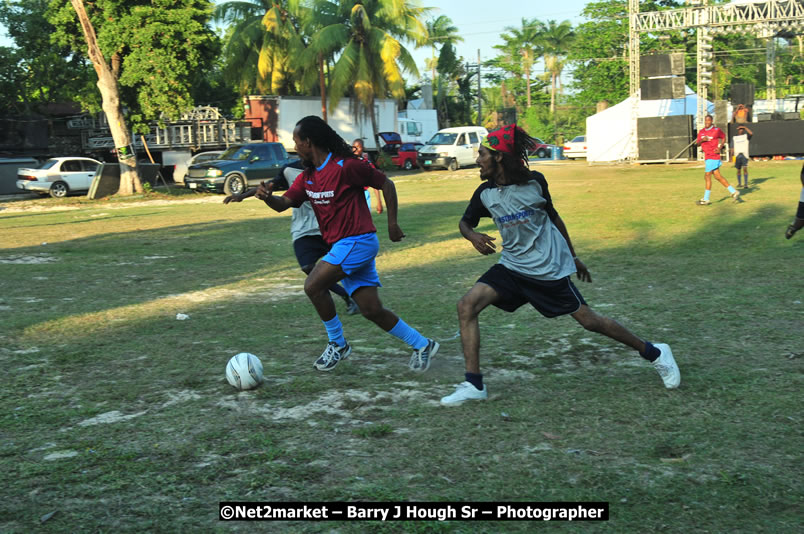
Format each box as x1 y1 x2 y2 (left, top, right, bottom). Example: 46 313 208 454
307 0 429 147
540 19 574 114
214 0 305 95
500 18 543 108
425 15 463 83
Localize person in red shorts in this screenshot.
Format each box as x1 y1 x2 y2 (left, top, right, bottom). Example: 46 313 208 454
255 116 439 372
696 114 740 205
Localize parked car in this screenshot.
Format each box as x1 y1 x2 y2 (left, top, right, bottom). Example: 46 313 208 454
395 142 424 170
171 151 224 184
417 126 488 171
16 157 101 198
563 136 587 159
378 132 423 170
184 142 295 195
527 138 555 159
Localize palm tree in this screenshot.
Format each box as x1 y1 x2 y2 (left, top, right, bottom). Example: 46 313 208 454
307 0 429 147
214 0 305 95
540 19 574 114
425 15 463 83
499 18 543 108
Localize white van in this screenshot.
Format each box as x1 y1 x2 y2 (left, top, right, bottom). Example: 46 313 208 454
417 126 488 171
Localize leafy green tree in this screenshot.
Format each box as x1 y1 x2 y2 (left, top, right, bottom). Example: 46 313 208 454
425 15 462 83
0 0 94 114
307 0 428 147
48 0 220 126
540 19 574 114
214 0 306 96
499 18 543 108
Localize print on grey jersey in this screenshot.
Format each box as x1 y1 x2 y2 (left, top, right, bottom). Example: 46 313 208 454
467 176 575 280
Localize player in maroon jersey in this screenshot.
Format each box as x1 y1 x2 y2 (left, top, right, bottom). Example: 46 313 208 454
255 116 439 372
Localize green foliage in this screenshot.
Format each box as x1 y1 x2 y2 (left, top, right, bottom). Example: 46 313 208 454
374 151 394 171
0 0 95 114
47 0 219 129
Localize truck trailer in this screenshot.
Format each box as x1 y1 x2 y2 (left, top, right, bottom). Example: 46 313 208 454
243 95 398 154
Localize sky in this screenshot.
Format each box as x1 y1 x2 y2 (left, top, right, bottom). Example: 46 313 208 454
0 0 593 81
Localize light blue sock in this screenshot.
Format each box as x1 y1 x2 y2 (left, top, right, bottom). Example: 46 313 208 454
388 319 428 350
703 190 712 201
323 315 346 347
727 185 736 194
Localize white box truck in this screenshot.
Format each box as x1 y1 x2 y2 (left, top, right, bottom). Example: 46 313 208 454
244 96 398 154
397 109 439 145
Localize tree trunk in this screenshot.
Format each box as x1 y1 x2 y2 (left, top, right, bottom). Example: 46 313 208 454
70 0 141 196
525 66 531 108
369 96 380 157
319 53 327 122
550 72 557 114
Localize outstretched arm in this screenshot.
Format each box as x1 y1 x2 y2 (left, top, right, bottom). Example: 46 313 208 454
459 218 496 255
552 215 592 283
223 188 257 204
381 178 405 241
255 181 293 213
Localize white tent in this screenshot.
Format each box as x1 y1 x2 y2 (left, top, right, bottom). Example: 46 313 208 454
586 86 713 162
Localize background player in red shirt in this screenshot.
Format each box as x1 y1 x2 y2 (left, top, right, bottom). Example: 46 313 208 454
255 116 439 372
695 114 740 205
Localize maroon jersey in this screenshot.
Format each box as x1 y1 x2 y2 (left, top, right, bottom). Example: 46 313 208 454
697 126 725 160
284 154 387 244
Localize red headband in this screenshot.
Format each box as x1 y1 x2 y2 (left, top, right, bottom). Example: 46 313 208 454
482 124 519 154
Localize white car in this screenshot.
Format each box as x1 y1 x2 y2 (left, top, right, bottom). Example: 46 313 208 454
172 151 224 184
16 157 101 198
563 136 587 160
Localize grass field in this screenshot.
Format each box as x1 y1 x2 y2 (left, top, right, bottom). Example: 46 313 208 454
1 160 802 532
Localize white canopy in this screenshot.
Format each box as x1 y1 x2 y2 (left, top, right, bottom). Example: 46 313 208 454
586 86 714 162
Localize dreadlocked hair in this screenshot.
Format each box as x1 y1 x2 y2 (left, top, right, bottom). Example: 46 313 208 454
497 126 536 185
295 115 356 166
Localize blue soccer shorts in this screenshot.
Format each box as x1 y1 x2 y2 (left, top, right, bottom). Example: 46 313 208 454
705 159 722 172
321 232 382 296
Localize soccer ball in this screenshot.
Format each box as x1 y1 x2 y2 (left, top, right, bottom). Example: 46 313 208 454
225 353 264 390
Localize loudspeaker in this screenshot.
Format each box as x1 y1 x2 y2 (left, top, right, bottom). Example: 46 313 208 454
637 115 694 160
715 100 729 127
730 83 755 107
640 77 685 100
756 113 773 122
782 112 800 120
640 53 685 77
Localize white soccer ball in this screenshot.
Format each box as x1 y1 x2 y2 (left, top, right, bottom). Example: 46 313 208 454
225 353 264 390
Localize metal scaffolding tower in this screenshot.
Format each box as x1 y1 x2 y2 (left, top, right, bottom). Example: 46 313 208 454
627 0 804 161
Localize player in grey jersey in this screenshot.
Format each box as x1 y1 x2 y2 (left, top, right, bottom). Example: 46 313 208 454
440 124 681 406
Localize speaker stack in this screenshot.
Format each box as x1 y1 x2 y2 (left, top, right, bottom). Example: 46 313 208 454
639 53 686 100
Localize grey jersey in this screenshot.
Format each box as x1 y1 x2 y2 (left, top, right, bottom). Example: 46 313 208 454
274 166 321 242
462 172 576 280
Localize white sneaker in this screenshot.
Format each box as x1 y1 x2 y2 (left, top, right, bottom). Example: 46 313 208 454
440 381 488 406
731 190 741 202
696 198 711 205
652 343 680 389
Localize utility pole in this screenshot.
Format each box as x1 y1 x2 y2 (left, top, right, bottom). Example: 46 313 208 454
465 50 482 126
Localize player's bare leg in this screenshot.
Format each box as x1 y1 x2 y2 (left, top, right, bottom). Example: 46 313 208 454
456 283 500 374
304 260 346 321
571 305 645 352
712 169 731 188
350 286 399 331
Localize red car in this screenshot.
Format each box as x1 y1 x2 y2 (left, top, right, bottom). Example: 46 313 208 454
393 142 424 170
379 132 423 170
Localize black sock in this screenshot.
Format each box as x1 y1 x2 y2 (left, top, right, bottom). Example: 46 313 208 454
640 341 661 362
465 372 484 391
